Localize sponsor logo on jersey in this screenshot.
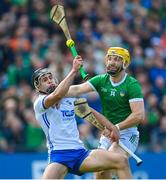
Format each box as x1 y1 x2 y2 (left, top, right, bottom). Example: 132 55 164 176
101 87 107 92
61 110 74 117
120 90 126 97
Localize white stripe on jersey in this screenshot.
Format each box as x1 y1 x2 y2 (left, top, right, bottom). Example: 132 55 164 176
129 98 144 102
33 95 84 153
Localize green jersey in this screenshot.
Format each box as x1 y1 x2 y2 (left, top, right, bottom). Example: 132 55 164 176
88 73 143 125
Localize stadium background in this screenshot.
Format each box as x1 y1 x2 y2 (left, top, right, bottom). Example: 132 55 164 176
0 0 166 179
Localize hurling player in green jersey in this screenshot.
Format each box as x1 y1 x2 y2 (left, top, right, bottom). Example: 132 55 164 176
67 47 145 179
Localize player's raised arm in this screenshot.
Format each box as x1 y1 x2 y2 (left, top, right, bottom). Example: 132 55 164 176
32 55 83 108
45 56 84 108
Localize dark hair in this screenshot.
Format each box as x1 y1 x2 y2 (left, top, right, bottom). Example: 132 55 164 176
32 68 51 89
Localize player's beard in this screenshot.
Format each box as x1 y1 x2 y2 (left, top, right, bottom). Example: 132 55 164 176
107 64 123 77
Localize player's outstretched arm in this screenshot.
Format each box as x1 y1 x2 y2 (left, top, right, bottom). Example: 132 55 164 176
44 56 83 108
66 82 94 97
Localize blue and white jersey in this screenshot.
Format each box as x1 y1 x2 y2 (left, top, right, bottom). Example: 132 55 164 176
33 95 84 153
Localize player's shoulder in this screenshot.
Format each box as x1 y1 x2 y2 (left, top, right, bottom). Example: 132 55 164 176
33 94 46 109
126 74 140 85
90 73 108 80
97 73 108 78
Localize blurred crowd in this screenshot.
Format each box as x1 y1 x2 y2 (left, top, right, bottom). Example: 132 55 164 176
0 0 166 153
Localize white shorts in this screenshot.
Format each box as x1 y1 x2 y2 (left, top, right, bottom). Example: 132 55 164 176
99 127 139 153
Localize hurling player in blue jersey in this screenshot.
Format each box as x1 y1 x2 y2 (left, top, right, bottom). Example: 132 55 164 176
32 55 132 179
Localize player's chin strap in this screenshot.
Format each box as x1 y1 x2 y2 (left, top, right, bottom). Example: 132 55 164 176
35 87 47 94
74 98 105 130
36 86 56 94
36 88 48 95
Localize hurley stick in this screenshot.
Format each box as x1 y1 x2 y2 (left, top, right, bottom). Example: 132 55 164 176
50 5 89 81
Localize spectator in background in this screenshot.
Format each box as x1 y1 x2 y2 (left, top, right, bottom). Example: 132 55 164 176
151 116 166 152
160 95 166 115
23 109 45 152
0 132 9 152
146 93 160 127
2 98 25 152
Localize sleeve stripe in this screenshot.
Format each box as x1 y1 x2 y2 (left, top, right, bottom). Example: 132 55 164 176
129 98 144 102
42 96 47 109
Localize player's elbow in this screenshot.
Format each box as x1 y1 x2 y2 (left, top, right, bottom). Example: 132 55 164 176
135 111 145 124
140 111 145 123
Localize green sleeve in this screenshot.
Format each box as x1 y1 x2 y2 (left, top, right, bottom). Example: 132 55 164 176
88 75 102 91
128 81 143 100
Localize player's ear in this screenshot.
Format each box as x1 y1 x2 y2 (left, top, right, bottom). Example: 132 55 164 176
35 82 41 92
35 86 40 92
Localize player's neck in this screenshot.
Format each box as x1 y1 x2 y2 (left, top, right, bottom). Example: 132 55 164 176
110 71 126 83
